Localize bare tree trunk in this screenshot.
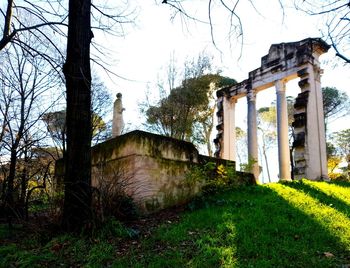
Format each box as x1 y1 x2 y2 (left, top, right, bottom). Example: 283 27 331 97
62 0 93 232
290 147 294 180
5 147 18 224
5 92 26 221
0 0 14 50
19 148 29 217
262 138 271 183
203 120 213 157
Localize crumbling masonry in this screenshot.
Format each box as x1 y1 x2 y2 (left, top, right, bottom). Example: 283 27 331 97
214 38 330 182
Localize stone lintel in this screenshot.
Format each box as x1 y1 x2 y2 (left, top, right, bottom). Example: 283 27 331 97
218 38 329 99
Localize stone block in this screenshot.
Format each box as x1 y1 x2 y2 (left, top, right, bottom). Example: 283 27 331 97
294 91 309 109
297 67 309 78
216 123 223 131
295 159 306 168
298 78 310 89
293 132 305 147
292 112 307 128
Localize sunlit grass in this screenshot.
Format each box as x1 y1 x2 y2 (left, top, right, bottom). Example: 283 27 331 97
116 182 350 267
114 182 350 267
1 181 350 267
301 180 350 207
269 182 350 251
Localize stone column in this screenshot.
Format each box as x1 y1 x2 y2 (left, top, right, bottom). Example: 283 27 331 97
222 97 237 161
312 66 328 180
293 64 328 180
247 89 259 182
112 93 125 138
275 80 291 181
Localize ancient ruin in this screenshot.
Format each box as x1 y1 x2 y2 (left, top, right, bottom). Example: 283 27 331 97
55 130 253 214
55 38 330 213
214 38 330 182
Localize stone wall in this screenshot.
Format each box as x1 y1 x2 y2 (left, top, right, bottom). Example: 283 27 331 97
56 130 254 214
91 131 200 213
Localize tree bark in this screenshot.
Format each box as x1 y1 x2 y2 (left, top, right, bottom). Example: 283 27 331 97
62 0 93 232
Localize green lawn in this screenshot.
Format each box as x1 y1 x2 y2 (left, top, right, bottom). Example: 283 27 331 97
1 180 350 267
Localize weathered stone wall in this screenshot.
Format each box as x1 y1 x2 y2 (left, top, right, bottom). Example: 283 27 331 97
90 131 200 213
56 130 254 214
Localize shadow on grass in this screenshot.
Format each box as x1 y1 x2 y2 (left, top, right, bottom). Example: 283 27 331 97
113 184 350 267
214 185 349 267
5 183 350 268
330 181 350 188
285 181 350 218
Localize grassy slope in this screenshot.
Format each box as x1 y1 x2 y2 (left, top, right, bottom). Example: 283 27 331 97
1 180 350 267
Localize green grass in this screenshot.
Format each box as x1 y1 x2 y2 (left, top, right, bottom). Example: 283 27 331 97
1 180 350 267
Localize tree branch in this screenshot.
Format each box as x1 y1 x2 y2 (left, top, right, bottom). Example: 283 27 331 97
0 21 67 51
329 33 350 63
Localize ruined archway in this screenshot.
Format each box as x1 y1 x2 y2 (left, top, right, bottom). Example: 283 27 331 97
214 38 330 182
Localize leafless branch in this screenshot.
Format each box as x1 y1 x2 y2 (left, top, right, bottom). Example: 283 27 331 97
162 0 207 23
0 21 67 51
329 33 350 63
294 0 349 63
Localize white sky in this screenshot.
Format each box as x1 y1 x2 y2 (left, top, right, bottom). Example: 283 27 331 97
93 1 350 182
95 1 349 124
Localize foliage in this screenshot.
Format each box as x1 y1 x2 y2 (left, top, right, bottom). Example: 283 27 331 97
327 156 344 180
90 75 113 145
0 217 133 267
235 126 248 165
94 218 131 240
144 54 236 154
329 129 350 180
147 73 235 146
322 87 350 132
332 129 350 158
0 0 133 233
257 106 278 181
326 141 337 158
322 88 349 179
326 136 348 181
87 242 114 267
239 157 258 174
42 75 112 156
0 42 60 220
186 161 239 195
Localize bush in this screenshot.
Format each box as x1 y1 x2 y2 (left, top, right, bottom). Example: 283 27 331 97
93 163 139 221
330 173 350 182
186 161 238 195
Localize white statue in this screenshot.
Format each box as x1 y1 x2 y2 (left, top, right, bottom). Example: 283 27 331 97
112 93 124 137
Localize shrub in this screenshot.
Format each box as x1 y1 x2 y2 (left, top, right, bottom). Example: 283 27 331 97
186 161 238 195
93 162 139 222
330 173 350 182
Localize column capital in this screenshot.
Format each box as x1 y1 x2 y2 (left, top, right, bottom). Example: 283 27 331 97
275 79 287 93
313 66 323 82
247 89 256 102
228 97 238 104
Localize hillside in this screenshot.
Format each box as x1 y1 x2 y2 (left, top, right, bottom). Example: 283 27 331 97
1 180 350 267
